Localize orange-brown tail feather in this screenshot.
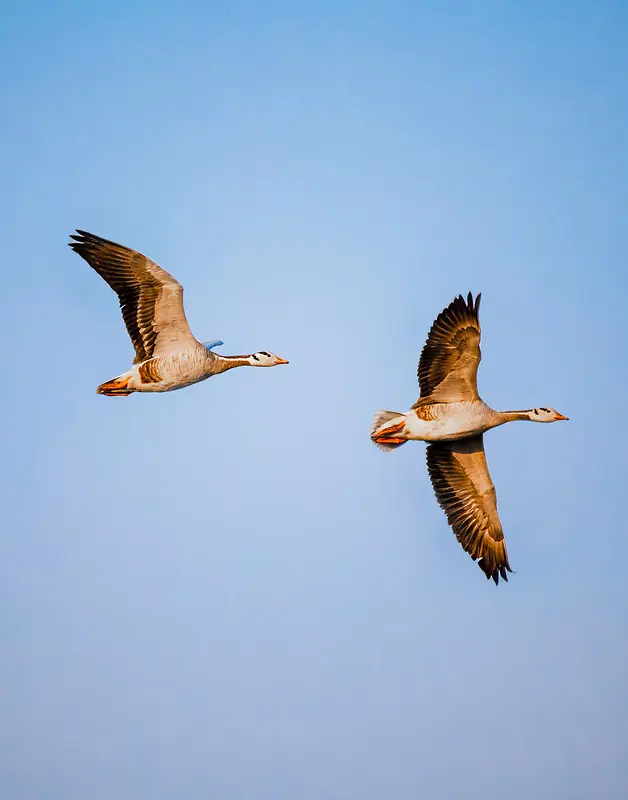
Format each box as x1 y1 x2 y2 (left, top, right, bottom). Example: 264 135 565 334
97 376 133 397
370 410 408 451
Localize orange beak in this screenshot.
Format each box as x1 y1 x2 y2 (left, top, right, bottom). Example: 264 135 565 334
274 357 289 365
554 412 569 421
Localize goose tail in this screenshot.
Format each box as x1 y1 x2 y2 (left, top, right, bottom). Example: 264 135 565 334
370 410 408 451
97 374 134 397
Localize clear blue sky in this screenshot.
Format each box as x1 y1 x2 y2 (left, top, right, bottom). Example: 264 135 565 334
1 2 627 798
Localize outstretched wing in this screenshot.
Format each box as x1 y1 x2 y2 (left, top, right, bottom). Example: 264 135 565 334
416 292 481 404
69 230 199 363
426 435 512 584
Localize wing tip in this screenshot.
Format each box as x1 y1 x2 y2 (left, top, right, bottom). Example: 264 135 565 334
439 291 483 321
481 558 513 586
68 229 93 249
465 291 481 316
68 229 124 252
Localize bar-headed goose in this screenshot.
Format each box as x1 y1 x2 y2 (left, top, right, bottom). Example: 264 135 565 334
69 230 288 396
371 293 568 584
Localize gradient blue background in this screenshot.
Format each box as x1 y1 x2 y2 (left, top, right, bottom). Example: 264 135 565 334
2 2 627 798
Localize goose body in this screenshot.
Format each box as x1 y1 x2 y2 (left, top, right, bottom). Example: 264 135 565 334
371 293 568 584
69 230 288 395
389 400 500 442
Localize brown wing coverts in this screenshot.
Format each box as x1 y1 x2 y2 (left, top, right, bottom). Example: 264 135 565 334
417 292 481 399
69 229 177 363
426 437 512 584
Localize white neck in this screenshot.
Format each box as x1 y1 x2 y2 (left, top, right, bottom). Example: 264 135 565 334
494 409 535 424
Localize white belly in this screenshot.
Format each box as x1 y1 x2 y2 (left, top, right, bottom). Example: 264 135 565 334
124 351 212 393
403 402 492 442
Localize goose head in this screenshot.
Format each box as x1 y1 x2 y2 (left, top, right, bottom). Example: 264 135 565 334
248 351 289 367
528 407 569 423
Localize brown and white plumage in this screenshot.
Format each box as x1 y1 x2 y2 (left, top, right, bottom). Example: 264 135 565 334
69 230 198 364
416 292 482 404
69 230 288 395
426 436 510 583
371 292 568 585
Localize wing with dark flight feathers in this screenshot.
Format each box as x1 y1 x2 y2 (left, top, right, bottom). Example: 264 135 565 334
426 435 512 584
416 292 482 404
69 230 198 363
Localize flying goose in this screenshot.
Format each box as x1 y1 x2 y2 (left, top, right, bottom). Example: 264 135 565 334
371 293 568 584
69 230 288 396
